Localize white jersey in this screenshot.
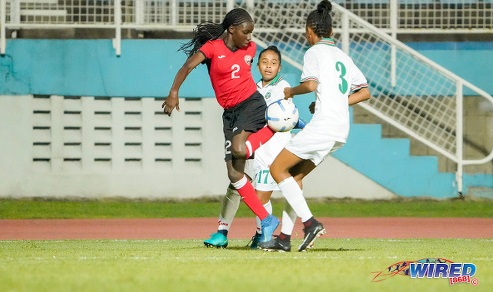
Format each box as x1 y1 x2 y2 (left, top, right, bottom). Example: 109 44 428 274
257 75 290 107
244 75 292 191
301 38 368 143
286 38 368 166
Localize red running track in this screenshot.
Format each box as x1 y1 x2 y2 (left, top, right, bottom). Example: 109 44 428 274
0 218 492 240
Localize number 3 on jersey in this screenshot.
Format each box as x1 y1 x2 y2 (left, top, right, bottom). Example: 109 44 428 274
335 61 348 94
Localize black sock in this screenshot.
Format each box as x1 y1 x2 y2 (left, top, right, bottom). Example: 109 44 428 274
218 230 228 236
303 216 316 228
278 233 290 241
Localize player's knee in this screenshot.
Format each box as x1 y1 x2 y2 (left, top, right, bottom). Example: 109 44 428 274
230 144 246 159
269 164 283 183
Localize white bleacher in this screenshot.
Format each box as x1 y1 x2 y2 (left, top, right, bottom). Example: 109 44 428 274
14 0 67 24
20 0 59 3
20 10 67 17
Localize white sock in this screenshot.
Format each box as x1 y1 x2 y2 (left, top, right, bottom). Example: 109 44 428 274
281 201 298 236
278 176 312 222
255 200 272 234
218 187 241 232
231 175 247 189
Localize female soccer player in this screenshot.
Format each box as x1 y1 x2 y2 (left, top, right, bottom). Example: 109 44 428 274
259 0 371 252
162 8 279 242
204 46 298 250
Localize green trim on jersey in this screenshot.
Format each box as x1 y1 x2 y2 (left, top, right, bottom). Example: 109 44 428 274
257 74 283 88
300 76 319 83
316 38 336 47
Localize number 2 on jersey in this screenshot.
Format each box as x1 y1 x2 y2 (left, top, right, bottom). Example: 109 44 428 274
231 64 240 79
335 61 348 94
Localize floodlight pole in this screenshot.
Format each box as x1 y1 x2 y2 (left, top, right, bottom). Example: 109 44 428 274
113 0 122 56
456 81 464 197
0 0 5 55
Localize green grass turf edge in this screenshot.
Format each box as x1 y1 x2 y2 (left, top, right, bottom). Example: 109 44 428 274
0 197 492 219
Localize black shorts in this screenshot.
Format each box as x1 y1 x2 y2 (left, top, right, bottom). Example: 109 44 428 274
223 91 267 161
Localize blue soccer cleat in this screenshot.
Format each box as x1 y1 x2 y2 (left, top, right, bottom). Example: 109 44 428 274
294 118 306 129
260 214 280 243
204 232 228 248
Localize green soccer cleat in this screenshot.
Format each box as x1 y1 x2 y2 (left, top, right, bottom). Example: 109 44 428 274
246 232 262 250
204 232 228 248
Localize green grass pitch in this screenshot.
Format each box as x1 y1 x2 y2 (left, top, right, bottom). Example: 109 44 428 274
1 238 491 291
1 198 491 291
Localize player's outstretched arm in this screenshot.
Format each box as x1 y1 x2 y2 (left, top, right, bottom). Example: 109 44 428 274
283 80 318 99
162 52 206 116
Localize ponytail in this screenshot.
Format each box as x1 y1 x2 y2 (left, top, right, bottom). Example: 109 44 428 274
179 8 254 58
179 22 225 57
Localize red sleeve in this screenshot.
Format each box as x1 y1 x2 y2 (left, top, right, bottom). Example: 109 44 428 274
199 41 214 59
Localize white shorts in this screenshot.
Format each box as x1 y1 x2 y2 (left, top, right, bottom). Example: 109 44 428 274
245 132 291 192
285 126 345 166
244 156 279 192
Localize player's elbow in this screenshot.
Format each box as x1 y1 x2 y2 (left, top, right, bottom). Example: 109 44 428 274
360 87 371 101
181 62 195 74
305 80 318 92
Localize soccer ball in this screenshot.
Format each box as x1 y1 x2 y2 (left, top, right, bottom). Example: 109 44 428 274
265 99 299 132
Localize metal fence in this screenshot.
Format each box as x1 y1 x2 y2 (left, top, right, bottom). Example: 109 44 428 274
2 0 492 55
249 0 493 193
1 1 492 29
1 1 492 54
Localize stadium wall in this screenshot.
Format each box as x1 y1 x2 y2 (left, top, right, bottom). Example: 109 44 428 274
0 93 395 199
1 40 493 97
0 39 492 199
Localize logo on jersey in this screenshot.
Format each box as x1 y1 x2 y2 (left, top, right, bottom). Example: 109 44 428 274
218 55 226 59
244 55 253 65
264 91 271 100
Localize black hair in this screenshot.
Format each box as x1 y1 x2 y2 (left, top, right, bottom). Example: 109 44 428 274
306 0 333 38
258 46 282 64
179 8 253 58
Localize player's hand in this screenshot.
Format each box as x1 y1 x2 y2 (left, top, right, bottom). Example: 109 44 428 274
283 87 293 99
309 102 315 114
162 91 180 116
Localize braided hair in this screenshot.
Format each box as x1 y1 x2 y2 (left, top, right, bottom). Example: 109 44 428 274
306 0 333 38
179 8 254 58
